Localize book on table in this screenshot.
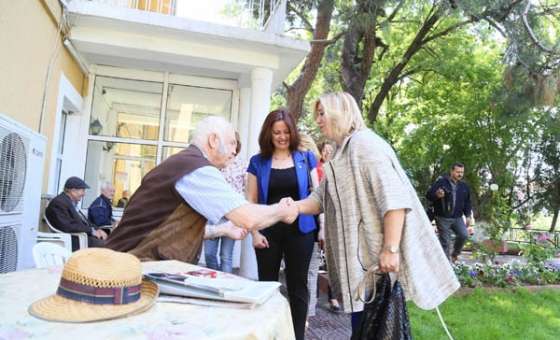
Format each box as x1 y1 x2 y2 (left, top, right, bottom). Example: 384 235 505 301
144 271 281 306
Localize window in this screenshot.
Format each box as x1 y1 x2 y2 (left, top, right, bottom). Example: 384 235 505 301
165 85 232 143
83 141 156 207
83 74 235 208
53 110 69 193
89 77 163 139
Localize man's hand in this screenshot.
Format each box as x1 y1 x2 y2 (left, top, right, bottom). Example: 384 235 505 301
252 231 269 249
93 229 108 240
224 225 248 240
379 250 400 273
435 188 445 199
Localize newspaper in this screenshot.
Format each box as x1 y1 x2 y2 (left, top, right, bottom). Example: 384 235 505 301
157 295 256 309
145 272 281 306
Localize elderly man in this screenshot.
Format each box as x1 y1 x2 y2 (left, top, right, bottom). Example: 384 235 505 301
105 116 298 263
88 182 115 227
45 177 108 250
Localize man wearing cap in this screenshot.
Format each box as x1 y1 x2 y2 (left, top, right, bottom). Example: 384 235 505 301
45 177 108 249
105 116 299 263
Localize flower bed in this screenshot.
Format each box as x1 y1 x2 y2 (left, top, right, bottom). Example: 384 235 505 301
453 261 560 288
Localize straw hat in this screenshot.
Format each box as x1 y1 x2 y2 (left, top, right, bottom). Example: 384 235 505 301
29 248 159 323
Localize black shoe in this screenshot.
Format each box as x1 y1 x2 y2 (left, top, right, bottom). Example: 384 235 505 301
329 299 341 312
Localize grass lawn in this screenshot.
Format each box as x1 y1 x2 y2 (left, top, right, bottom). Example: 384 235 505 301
409 288 560 340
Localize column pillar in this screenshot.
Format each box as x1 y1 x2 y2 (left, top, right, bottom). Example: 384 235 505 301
247 67 273 156
239 67 273 280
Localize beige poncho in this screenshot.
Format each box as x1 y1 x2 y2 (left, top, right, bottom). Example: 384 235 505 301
310 129 459 313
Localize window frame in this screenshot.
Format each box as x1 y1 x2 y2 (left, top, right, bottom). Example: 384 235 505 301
81 66 240 208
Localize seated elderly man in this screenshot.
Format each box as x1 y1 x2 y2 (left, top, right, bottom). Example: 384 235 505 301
45 177 108 250
105 116 298 263
88 181 115 228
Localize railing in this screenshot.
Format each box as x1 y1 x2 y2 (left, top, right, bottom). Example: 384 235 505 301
77 0 285 32
504 227 560 248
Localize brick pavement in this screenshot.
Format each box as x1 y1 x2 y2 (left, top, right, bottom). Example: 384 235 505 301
305 289 351 340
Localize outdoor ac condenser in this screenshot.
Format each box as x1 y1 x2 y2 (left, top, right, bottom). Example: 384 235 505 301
0 113 46 272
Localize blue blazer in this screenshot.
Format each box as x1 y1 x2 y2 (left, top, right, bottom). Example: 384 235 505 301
248 150 318 234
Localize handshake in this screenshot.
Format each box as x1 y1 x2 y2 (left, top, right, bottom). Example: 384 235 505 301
278 197 299 224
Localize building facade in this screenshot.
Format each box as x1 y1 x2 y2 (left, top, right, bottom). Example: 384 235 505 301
0 0 308 273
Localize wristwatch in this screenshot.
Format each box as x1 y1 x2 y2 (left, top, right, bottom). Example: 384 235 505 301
383 245 400 253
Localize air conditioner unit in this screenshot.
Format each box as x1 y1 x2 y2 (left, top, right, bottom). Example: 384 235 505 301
0 113 46 272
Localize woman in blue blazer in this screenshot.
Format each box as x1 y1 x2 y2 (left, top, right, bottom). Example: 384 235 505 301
247 108 318 340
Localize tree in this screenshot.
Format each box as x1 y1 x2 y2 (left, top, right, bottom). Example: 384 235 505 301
373 30 543 223
283 0 336 121
532 110 560 231
271 0 560 123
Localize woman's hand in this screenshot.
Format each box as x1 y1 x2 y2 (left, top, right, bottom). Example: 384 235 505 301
379 250 400 273
252 231 269 249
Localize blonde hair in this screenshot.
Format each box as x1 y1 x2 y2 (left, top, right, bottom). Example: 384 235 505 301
314 92 366 141
298 133 320 160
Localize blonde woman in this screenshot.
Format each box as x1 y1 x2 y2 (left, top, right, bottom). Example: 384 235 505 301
286 92 459 334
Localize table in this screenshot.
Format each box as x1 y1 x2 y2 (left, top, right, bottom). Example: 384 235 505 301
0 261 295 340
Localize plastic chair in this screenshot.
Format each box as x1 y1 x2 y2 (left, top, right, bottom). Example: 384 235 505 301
33 242 71 268
43 214 88 250
36 231 72 253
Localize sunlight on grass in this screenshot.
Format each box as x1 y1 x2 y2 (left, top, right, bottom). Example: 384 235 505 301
409 289 560 340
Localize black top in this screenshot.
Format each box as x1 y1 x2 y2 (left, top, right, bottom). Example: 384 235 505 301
266 167 300 229
267 167 300 205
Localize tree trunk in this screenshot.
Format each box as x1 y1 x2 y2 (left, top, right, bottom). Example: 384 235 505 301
340 1 379 108
367 8 441 123
550 208 559 232
286 0 335 121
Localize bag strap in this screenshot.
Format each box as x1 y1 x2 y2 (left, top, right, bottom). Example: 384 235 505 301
355 265 379 304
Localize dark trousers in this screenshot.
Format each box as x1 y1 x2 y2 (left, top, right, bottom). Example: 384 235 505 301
351 312 363 335
435 216 468 258
255 223 315 340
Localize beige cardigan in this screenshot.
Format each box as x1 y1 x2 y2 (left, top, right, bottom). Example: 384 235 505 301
310 129 459 313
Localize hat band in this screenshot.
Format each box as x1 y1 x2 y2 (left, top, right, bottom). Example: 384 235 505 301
57 278 141 305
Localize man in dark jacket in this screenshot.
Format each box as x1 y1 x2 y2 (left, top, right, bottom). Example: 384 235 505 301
427 163 474 262
45 177 107 250
88 182 114 227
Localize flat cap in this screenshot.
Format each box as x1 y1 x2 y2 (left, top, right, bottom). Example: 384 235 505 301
64 177 90 190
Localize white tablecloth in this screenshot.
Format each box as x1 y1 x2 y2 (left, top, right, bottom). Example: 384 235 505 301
0 261 295 340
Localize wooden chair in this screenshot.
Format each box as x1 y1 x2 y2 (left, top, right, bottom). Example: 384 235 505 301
32 242 71 268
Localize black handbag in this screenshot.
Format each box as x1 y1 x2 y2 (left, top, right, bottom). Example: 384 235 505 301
351 273 412 340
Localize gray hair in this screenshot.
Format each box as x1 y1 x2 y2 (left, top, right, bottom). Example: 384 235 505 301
99 181 113 191
191 116 233 149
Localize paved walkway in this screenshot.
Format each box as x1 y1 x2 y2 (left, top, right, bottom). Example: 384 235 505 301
305 290 351 340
